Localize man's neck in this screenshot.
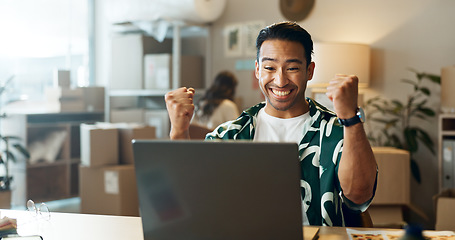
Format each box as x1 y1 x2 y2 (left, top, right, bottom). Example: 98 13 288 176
264 99 310 119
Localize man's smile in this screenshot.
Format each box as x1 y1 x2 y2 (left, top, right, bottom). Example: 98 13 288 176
271 88 291 96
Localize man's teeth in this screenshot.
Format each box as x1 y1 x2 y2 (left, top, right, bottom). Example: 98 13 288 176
272 89 290 96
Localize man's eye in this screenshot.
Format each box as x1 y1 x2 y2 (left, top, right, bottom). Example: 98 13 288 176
288 67 299 71
264 66 275 71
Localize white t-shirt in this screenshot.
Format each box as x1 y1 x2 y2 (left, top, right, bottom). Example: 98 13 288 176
253 107 311 225
253 108 310 145
192 99 240 130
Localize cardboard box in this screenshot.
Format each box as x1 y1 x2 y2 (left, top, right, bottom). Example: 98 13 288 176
53 69 71 88
45 87 86 112
367 147 411 228
368 204 427 229
0 190 11 209
110 34 172 90
82 86 105 112
144 53 204 90
434 189 455 231
91 122 156 164
372 147 410 205
80 123 119 167
47 100 86 112
45 87 84 101
117 124 156 164
111 109 145 123
79 165 139 216
144 109 170 139
368 205 406 229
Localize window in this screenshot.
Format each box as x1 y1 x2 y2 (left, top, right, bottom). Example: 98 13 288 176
0 0 91 104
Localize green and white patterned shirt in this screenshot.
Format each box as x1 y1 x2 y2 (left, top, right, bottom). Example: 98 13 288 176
206 98 373 226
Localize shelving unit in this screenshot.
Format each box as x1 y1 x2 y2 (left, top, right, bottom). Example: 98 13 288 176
2 112 104 205
438 113 455 191
106 20 211 138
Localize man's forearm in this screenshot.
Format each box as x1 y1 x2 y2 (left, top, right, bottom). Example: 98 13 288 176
338 123 377 205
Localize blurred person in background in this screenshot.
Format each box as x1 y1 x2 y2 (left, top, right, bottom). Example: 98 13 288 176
191 70 240 130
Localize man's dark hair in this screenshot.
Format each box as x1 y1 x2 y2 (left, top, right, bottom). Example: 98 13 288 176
256 21 313 67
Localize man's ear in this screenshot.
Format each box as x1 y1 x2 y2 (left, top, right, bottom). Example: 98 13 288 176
255 60 260 80
307 62 315 81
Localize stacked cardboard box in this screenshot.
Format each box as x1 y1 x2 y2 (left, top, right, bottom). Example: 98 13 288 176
144 53 204 90
79 123 155 216
111 109 145 124
45 86 105 113
45 87 85 112
53 69 71 88
434 189 455 231
81 86 105 112
110 34 173 90
369 147 412 228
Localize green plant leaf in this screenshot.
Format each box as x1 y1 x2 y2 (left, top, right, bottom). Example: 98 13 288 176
409 68 425 82
3 136 22 141
415 128 435 155
371 118 400 130
370 103 386 111
389 134 403 149
415 99 428 108
369 117 388 124
408 68 441 84
421 73 441 84
417 107 436 117
12 144 30 158
419 87 430 96
366 96 382 105
414 114 428 120
4 151 16 163
370 117 398 125
401 79 418 90
382 108 401 117
410 158 421 184
404 128 418 153
391 100 404 108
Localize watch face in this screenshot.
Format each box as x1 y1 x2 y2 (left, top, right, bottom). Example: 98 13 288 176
358 107 366 122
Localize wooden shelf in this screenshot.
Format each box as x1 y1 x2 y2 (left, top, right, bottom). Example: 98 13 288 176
439 114 455 191
27 160 69 169
1 112 104 204
441 130 455 136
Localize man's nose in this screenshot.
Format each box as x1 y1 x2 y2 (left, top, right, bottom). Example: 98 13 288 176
273 69 289 87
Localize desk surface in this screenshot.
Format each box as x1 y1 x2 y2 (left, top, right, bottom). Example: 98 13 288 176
1 210 143 240
0 209 405 240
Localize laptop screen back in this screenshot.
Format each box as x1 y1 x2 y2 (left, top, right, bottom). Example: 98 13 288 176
133 140 303 240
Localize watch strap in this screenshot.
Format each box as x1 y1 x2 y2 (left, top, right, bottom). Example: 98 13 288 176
338 115 361 126
337 108 363 127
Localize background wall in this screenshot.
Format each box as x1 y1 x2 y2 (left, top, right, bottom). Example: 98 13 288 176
96 0 455 228
209 0 454 228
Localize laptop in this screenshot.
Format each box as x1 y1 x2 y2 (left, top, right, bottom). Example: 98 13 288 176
132 140 303 240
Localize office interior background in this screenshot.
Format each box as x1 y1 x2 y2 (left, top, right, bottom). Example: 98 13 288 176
0 0 454 230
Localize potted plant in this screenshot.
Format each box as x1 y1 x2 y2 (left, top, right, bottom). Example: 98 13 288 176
0 76 30 208
364 68 441 183
0 135 30 208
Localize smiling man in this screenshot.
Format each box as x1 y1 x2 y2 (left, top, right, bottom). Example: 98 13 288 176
164 21 377 226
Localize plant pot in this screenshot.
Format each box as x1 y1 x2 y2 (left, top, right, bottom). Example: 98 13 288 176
0 190 11 209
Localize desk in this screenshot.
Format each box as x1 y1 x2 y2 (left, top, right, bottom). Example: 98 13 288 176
0 210 143 240
0 209 396 240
